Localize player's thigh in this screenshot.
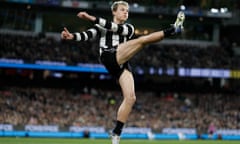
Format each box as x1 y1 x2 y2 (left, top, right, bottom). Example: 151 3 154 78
119 69 136 100
116 38 144 64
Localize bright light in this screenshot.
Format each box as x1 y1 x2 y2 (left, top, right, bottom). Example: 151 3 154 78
220 8 228 13
135 29 140 35
180 5 186 11
143 30 148 35
210 8 219 13
133 3 139 8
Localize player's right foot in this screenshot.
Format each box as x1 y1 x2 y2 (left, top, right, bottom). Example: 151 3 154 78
174 11 185 33
111 134 120 144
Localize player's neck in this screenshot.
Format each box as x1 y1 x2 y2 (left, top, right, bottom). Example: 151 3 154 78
113 18 124 24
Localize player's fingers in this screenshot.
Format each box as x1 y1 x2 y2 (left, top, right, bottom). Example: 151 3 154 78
64 27 70 34
61 31 67 37
77 11 88 19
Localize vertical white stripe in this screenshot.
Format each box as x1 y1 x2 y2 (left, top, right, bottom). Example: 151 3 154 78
128 24 135 38
122 25 128 35
75 33 81 41
88 28 97 38
112 34 119 46
111 23 118 32
123 37 127 43
82 32 88 41
98 26 108 48
99 18 106 27
100 36 106 48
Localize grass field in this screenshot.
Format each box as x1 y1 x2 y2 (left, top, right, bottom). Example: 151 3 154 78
0 138 239 144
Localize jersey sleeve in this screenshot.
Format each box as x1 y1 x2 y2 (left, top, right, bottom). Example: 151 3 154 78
94 17 135 39
73 26 100 41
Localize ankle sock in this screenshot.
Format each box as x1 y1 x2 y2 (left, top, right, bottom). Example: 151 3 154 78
113 120 124 136
163 26 175 37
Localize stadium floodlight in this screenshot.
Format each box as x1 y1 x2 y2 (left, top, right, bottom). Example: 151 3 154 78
210 8 219 13
180 5 186 11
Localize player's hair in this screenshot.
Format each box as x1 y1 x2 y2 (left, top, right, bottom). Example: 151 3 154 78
111 1 129 11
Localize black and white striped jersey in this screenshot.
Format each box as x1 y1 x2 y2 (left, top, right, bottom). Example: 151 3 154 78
74 17 135 54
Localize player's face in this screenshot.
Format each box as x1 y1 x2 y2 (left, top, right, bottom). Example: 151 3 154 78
113 4 129 23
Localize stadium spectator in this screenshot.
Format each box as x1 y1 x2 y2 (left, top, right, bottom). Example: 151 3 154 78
0 32 237 69
0 86 239 134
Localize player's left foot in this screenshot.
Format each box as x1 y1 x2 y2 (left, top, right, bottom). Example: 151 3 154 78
111 134 120 144
174 11 185 33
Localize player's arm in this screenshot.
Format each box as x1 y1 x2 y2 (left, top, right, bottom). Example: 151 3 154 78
95 17 134 38
77 11 134 38
61 26 99 41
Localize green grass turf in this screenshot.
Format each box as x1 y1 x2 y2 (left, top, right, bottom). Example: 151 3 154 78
0 138 239 144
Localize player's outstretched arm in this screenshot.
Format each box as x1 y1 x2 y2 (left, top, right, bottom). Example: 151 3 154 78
77 11 96 22
95 17 134 37
77 12 134 37
61 27 74 40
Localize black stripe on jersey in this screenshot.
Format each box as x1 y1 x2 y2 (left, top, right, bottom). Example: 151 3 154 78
117 25 123 34
86 31 93 38
106 31 113 47
119 35 124 44
94 17 99 24
105 21 112 30
93 25 101 38
80 33 85 41
93 25 101 35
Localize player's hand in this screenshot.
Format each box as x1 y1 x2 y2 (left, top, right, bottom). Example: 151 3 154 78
77 11 96 22
61 27 74 40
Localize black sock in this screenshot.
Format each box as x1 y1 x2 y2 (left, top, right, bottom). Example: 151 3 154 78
163 26 175 37
113 120 124 136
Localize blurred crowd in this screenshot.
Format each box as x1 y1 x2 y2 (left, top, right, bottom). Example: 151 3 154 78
0 33 238 69
0 86 239 134
0 33 99 64
67 0 240 10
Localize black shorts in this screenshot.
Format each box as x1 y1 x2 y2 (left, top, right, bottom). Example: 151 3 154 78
99 48 132 79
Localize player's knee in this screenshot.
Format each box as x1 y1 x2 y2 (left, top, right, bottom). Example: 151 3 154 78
125 92 136 105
